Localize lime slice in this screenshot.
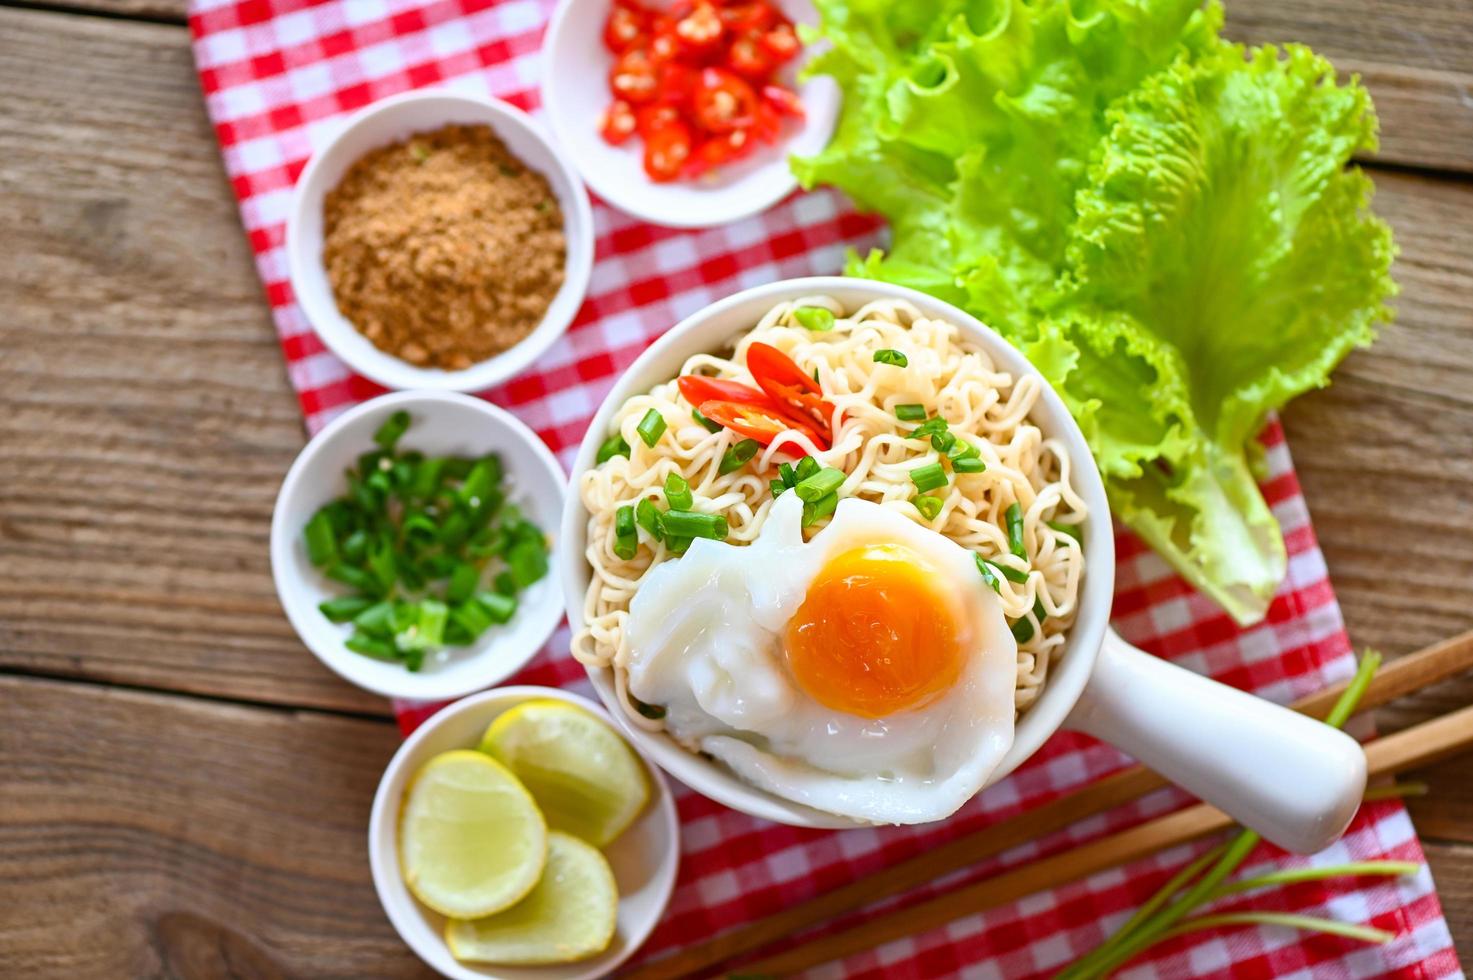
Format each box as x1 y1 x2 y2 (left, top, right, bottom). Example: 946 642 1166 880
399 750 546 919
480 699 651 847
446 831 618 965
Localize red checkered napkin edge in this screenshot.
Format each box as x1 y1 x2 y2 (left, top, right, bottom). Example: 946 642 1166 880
189 1 1462 976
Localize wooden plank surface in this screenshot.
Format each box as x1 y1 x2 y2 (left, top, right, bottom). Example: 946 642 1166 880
0 0 1471 975
0 674 427 977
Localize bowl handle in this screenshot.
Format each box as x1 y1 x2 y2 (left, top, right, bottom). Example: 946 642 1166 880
1064 628 1366 854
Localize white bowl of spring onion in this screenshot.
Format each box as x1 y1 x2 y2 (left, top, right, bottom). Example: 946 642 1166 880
271 391 567 701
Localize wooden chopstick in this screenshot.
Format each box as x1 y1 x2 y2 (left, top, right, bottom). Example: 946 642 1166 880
623 629 1473 980
738 701 1473 977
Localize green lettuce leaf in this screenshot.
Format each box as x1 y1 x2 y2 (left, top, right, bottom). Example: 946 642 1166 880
796 0 1397 624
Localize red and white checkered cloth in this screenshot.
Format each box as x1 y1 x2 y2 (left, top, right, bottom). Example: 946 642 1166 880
189 1 1463 975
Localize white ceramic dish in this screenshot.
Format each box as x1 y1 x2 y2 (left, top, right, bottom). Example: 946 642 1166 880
286 90 594 393
369 686 680 980
541 0 840 228
559 276 1368 854
271 391 566 701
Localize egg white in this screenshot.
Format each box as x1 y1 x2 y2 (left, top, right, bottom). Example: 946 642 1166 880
624 492 1017 824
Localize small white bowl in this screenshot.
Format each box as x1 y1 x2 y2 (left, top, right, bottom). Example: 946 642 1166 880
271 391 567 701
286 90 594 392
369 686 680 980
541 0 840 228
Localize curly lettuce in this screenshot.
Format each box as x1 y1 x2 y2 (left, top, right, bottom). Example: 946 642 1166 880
795 0 1397 624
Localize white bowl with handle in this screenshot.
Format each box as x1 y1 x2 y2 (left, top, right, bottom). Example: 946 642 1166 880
558 276 1367 854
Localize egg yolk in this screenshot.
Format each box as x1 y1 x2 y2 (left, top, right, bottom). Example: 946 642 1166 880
783 544 964 719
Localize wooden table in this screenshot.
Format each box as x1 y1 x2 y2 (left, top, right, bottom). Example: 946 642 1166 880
1 0 1470 975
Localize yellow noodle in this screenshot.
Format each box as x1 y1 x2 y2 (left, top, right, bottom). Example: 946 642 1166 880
572 297 1087 729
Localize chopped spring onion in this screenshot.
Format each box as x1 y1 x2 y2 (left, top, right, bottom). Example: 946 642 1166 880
793 306 835 331
1049 520 1080 541
1010 597 1048 643
636 409 667 447
910 416 948 440
1006 502 1027 558
802 492 839 528
873 349 908 367
596 432 630 464
796 466 844 503
373 410 411 449
976 556 1002 592
449 599 494 639
794 455 821 482
445 563 480 604
328 562 381 596
999 562 1029 583
915 495 943 520
635 498 663 540
346 632 398 660
719 438 761 475
931 430 956 453
660 510 728 540
895 403 927 421
910 462 947 494
319 595 375 623
953 456 986 474
771 479 788 497
691 406 723 433
614 505 638 560
663 472 693 510
304 511 338 567
506 538 549 587
477 590 517 624
778 461 798 488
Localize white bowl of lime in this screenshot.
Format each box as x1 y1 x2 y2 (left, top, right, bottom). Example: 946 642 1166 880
368 686 680 980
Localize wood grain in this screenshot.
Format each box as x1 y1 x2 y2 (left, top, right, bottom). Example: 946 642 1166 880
0 674 428 978
0 7 387 715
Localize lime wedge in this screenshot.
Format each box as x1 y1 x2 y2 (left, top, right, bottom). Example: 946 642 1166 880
480 699 651 847
446 831 617 965
399 750 546 919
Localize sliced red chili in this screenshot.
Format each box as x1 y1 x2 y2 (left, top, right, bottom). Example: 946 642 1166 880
692 67 758 133
673 1 723 55
610 46 659 104
698 400 822 453
635 103 681 137
726 30 774 79
599 99 637 145
602 3 649 54
746 342 835 440
685 128 757 177
642 120 693 182
678 375 770 407
760 22 800 63
761 84 805 118
654 60 698 108
717 1 775 32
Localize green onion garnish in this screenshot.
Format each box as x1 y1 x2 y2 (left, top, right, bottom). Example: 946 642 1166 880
477 590 517 624
352 600 395 637
660 510 728 540
1049 520 1080 542
691 406 723 433
771 479 788 497
794 456 820 482
304 510 338 567
910 462 947 494
635 498 663 540
319 595 375 623
953 456 986 474
664 472 693 510
328 562 381 596
895 403 927 421
596 432 630 464
613 505 637 560
507 539 549 587
778 462 797 488
445 563 479 604
793 306 835 331
976 556 1002 592
719 438 761 475
1006 502 1027 558
910 416 948 439
873 349 908 367
802 492 838 528
373 410 411 449
346 632 398 660
636 409 666 448
999 562 1029 583
1010 597 1048 643
796 466 844 503
449 599 494 640
915 495 943 520
931 430 956 453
